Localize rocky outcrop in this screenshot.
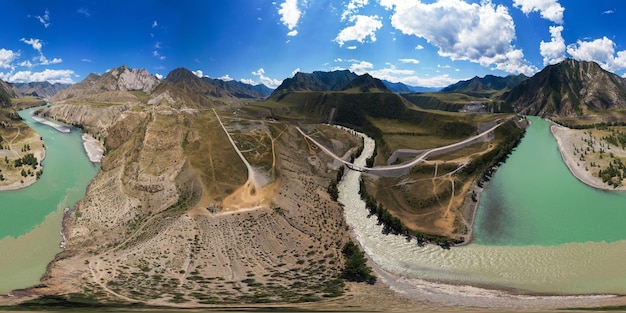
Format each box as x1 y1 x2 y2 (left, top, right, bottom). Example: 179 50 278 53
52 65 160 103
111 65 160 93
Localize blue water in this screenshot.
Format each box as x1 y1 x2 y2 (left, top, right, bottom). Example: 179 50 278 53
0 106 99 239
474 116 626 246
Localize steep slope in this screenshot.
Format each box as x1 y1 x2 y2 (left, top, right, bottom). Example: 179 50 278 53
12 81 70 98
202 77 273 99
503 59 626 116
442 74 527 94
271 70 357 97
341 73 390 93
34 105 359 305
0 79 19 107
52 65 160 103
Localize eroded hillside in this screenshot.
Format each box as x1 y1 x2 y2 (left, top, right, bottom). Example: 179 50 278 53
31 97 366 305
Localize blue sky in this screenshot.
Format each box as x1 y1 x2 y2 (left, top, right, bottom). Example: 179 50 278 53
0 0 625 88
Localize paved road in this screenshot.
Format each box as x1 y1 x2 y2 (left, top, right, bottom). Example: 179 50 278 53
297 120 505 176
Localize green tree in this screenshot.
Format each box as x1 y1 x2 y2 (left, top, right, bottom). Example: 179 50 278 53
341 241 376 284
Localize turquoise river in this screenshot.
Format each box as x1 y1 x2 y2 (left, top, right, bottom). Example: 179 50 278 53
0 106 99 293
3 112 626 297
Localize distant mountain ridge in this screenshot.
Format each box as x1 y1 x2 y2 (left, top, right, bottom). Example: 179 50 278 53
271 70 358 96
52 66 272 107
12 81 70 98
503 59 626 116
442 74 528 94
382 80 440 93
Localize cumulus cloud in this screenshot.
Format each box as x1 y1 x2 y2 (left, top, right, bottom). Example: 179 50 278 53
540 25 566 65
335 15 383 47
347 60 459 87
192 70 204 78
278 0 301 32
566 36 626 72
341 0 369 21
287 30 298 37
415 45 424 50
218 74 233 81
349 60 374 74
0 49 18 69
0 69 75 84
380 0 536 75
347 46 357 50
512 0 564 24
155 73 164 80
251 68 282 88
19 38 63 66
291 68 300 76
240 78 256 85
152 20 158 28
399 58 420 64
20 38 43 53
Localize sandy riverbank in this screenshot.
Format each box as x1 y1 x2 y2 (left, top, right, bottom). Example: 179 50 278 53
551 124 626 191
81 134 104 163
0 137 46 192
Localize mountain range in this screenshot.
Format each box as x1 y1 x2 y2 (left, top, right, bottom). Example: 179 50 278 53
2 58 626 119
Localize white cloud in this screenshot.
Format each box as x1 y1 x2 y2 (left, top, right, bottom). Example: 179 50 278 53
347 61 460 87
341 0 369 21
512 0 564 24
287 30 298 37
603 10 614 15
399 58 420 64
19 60 33 67
380 0 536 75
566 36 626 72
40 56 62 65
192 70 204 78
0 69 75 84
33 9 51 28
415 44 424 50
251 68 282 88
349 60 374 74
20 38 43 53
155 73 164 80
0 49 18 69
278 0 301 31
347 46 357 50
152 20 158 28
291 68 300 76
218 74 233 81
540 25 566 65
152 50 166 60
77 8 90 17
335 15 382 47
240 78 256 85
81 58 93 63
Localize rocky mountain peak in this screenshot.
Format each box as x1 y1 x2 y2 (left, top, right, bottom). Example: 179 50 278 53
109 65 160 93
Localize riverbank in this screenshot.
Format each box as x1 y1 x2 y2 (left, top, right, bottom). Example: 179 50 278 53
81 134 104 163
551 124 626 191
0 129 46 192
30 115 70 133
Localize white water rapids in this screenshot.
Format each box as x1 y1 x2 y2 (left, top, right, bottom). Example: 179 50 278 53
336 128 626 308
